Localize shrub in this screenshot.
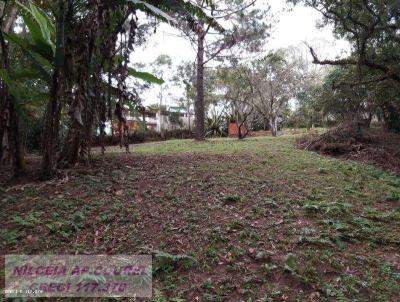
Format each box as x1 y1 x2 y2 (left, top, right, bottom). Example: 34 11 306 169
129 129 146 144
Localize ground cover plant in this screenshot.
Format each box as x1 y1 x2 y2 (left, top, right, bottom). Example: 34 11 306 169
1 135 399 301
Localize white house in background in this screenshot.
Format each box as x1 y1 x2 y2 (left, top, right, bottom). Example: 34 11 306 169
158 106 195 131
99 105 195 135
142 105 195 132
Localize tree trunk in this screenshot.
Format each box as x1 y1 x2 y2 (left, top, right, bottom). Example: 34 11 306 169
107 70 115 144
4 6 17 32
142 107 146 133
237 121 242 140
1 94 26 177
40 0 68 179
195 30 205 141
0 16 25 177
187 106 191 132
80 115 93 164
58 125 80 168
99 121 106 155
383 102 400 133
9 100 25 176
41 71 62 178
270 116 278 137
0 25 8 166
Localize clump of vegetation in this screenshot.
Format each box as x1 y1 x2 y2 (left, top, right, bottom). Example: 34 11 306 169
297 120 400 174
223 195 242 204
153 250 197 274
297 120 371 154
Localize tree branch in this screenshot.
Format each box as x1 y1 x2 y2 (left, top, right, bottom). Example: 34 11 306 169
308 46 400 83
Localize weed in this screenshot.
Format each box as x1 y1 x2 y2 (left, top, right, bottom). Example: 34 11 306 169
223 195 242 204
2 229 25 244
153 250 197 274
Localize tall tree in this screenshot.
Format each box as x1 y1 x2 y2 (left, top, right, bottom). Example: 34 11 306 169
290 0 400 131
173 61 196 132
0 0 26 177
217 65 255 139
151 54 172 135
291 0 400 84
182 0 269 140
250 51 296 136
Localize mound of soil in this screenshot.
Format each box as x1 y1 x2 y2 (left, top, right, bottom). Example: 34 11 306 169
297 121 400 174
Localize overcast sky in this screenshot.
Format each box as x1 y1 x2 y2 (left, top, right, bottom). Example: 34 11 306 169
130 0 350 106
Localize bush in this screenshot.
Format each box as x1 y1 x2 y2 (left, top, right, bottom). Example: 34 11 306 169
144 128 162 141
296 120 371 154
129 129 146 144
163 129 194 140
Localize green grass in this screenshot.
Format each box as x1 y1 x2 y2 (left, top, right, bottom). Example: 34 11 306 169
97 136 295 155
1 135 399 301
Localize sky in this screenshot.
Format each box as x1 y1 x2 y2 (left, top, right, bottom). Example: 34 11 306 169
130 0 351 107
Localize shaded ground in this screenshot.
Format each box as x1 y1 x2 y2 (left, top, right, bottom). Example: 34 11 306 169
1 136 400 301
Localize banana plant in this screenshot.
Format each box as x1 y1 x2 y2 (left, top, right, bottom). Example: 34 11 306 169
3 0 54 79
128 0 223 33
0 0 54 114
1 0 223 177
2 0 223 91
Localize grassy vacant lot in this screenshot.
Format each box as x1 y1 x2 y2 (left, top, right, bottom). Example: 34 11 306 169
1 136 399 301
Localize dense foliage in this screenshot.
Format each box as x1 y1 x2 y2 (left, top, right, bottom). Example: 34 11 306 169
0 0 222 178
289 0 400 131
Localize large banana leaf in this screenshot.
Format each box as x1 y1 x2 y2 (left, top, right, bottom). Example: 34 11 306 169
4 33 52 81
0 69 47 105
16 0 55 53
8 68 44 80
128 0 177 25
7 19 54 62
0 69 22 99
6 0 55 83
29 0 55 39
128 67 164 84
127 0 224 33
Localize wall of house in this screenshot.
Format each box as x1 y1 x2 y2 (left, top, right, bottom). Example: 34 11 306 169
98 108 195 136
154 112 195 132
